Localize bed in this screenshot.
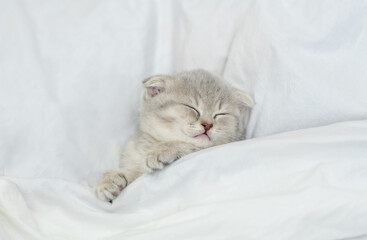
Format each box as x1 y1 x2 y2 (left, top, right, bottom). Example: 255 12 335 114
1 1 367 239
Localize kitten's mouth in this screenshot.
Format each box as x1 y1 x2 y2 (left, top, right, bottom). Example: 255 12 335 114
194 133 211 141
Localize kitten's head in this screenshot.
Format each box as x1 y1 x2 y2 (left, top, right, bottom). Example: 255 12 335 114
139 69 254 148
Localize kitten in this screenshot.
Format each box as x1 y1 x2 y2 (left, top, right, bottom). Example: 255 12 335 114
95 69 254 202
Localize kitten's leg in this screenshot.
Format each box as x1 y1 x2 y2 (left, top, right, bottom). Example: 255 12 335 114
95 142 198 201
94 168 141 202
145 142 199 171
95 138 146 202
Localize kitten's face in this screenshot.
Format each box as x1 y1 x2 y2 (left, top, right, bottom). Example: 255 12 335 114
139 70 253 148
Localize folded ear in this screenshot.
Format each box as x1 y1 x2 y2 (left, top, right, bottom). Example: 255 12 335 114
142 75 169 99
233 90 254 111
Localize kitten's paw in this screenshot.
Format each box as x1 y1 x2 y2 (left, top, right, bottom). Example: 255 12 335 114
146 150 179 171
94 170 128 202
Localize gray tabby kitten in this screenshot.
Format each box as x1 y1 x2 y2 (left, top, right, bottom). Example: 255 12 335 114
95 69 254 202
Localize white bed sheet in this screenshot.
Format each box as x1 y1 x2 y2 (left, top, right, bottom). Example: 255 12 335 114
1 120 367 239
223 0 367 138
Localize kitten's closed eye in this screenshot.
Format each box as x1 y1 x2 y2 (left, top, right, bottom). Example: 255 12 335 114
214 113 229 119
182 104 200 117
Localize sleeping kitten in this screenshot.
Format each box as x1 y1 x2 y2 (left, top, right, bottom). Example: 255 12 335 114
95 69 254 202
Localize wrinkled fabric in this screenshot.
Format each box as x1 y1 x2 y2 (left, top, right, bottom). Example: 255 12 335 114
223 0 367 137
1 120 367 239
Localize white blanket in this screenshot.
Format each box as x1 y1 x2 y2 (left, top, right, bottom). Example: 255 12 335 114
1 0 367 239
1 120 367 239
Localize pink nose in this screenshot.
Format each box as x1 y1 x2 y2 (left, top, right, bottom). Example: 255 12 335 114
201 122 213 132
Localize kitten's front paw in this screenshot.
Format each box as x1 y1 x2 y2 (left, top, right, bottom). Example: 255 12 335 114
94 170 127 202
146 149 179 171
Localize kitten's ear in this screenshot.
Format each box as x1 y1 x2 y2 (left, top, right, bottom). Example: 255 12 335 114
233 90 254 111
143 75 169 99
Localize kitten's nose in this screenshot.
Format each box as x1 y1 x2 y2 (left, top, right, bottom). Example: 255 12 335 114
201 122 213 132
